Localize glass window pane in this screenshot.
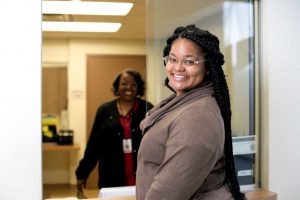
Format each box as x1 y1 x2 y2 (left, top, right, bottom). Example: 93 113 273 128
146 0 258 189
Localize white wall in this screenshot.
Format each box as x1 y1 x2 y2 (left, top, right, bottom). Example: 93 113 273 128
261 0 300 199
0 1 42 200
146 39 171 105
42 39 69 66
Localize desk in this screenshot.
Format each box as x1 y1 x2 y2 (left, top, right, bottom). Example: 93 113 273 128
43 143 80 184
43 143 80 151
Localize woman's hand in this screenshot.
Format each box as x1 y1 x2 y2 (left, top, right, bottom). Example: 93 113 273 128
76 179 88 199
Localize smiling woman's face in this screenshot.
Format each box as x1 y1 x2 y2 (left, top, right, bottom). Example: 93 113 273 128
166 38 207 96
118 72 138 101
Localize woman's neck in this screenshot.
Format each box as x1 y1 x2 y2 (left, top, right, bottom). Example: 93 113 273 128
118 98 135 116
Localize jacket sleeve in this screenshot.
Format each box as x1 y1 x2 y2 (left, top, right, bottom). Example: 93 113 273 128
145 103 225 200
75 105 105 180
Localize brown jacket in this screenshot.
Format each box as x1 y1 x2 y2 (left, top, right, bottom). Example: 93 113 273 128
136 83 234 200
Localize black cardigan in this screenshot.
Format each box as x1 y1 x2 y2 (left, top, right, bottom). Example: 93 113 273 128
76 98 153 188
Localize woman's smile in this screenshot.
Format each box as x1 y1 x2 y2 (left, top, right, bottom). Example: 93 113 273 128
172 73 189 81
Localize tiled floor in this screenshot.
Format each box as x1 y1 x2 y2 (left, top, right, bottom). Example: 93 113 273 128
43 184 99 199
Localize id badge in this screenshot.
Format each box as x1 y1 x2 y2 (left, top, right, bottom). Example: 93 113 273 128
123 138 132 153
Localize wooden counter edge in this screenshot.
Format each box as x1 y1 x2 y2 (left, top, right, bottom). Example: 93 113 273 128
85 189 277 200
245 189 277 200
85 196 135 200
43 143 80 151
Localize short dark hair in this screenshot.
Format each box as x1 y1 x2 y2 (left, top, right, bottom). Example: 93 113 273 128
112 69 145 97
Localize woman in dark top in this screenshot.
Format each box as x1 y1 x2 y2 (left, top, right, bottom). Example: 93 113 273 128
75 69 153 194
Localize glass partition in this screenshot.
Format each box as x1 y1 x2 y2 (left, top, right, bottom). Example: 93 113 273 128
146 0 258 190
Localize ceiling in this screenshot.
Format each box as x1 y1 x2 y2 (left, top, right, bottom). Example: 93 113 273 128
42 0 222 40
42 0 147 40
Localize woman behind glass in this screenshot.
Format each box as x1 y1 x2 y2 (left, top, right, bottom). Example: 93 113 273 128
136 25 245 200
76 69 153 197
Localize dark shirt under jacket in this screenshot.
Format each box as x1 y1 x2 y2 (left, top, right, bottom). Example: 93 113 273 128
76 98 153 188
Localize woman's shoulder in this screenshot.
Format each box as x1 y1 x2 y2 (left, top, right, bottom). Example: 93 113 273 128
137 98 154 108
185 95 218 113
97 99 117 111
177 96 222 126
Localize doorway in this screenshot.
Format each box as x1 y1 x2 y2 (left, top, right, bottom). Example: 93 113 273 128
86 55 146 188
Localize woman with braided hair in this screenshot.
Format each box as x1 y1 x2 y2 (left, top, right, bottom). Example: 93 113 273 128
136 24 246 200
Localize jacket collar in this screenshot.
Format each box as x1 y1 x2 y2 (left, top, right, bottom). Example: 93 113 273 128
140 81 214 133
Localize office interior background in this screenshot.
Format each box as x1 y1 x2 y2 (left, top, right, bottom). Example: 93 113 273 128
1 0 300 200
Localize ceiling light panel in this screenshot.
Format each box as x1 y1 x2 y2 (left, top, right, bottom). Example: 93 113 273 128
42 21 122 32
42 1 133 16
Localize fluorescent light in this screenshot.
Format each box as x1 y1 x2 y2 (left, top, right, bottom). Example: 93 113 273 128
42 21 121 32
42 1 133 16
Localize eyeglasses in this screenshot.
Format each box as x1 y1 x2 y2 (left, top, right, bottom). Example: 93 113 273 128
163 55 206 66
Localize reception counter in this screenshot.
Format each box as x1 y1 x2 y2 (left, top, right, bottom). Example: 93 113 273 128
45 189 276 200
245 190 277 200
86 189 277 200
94 190 277 200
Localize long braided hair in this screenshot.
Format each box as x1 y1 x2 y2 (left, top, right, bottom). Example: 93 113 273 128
163 24 245 200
